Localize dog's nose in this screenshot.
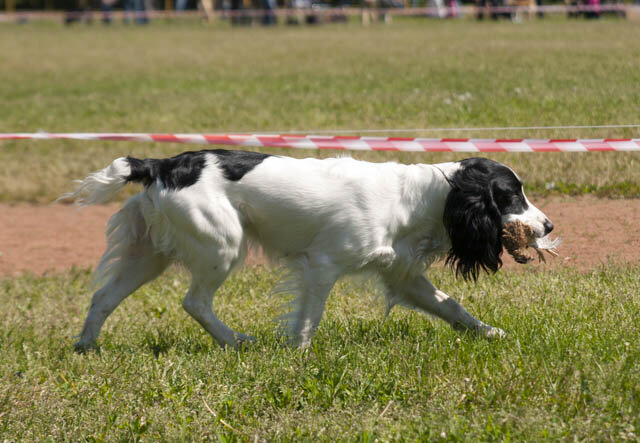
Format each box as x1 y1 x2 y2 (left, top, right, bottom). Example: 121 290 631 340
543 220 554 235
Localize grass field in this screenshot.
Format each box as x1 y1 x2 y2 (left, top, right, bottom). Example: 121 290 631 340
1 265 639 440
1 18 640 441
0 19 640 201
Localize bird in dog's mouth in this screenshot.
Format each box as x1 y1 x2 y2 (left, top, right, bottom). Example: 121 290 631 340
501 220 562 264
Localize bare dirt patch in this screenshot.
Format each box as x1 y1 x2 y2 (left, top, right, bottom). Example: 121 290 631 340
0 196 638 277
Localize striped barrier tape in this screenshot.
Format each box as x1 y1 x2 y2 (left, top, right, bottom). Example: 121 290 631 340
1 133 639 152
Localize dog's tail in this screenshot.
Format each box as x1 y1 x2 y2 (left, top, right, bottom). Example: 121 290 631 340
60 157 158 205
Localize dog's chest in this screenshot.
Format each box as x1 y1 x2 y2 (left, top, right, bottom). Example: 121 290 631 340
376 228 449 273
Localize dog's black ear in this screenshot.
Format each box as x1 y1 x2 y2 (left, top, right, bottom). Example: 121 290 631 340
443 173 503 281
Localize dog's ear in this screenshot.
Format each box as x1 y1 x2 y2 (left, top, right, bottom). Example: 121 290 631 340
443 179 503 281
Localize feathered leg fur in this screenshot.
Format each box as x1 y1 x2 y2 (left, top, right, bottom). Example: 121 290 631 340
383 273 505 338
74 197 170 351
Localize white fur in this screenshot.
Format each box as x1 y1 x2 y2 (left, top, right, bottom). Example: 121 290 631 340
69 154 552 350
60 157 131 205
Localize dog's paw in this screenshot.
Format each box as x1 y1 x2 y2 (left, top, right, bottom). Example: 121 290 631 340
285 335 313 349
233 333 257 349
481 326 506 339
73 338 97 354
453 323 506 340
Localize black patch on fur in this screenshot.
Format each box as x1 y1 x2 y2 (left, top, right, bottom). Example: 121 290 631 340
125 149 271 190
443 158 527 281
210 149 271 181
126 157 159 187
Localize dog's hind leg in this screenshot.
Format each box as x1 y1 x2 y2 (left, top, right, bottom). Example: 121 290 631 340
74 250 170 351
384 274 505 339
74 196 171 351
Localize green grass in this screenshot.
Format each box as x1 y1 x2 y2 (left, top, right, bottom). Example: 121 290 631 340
1 19 639 440
1 265 639 440
0 20 639 201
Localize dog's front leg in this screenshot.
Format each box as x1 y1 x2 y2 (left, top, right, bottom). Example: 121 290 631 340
286 254 341 348
385 274 505 339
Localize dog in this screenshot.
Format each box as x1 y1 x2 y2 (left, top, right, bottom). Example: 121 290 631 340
64 150 553 350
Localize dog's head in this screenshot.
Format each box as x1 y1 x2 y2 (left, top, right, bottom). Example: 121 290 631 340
442 158 553 281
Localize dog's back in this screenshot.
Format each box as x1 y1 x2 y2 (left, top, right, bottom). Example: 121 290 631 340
67 151 434 270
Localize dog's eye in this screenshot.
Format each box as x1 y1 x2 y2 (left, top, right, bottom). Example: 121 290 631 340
493 186 526 214
494 193 512 210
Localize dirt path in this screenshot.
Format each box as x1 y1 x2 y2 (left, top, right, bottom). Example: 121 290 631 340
1 197 638 277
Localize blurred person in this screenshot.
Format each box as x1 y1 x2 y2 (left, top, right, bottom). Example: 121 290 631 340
262 0 277 25
476 0 512 19
230 0 251 24
285 0 307 25
446 0 459 17
475 0 493 19
64 0 92 25
585 0 600 18
124 0 149 23
198 0 216 21
100 0 117 23
428 0 446 17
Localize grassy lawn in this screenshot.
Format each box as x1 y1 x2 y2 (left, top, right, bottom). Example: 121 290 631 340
1 18 639 441
0 19 639 201
1 265 639 440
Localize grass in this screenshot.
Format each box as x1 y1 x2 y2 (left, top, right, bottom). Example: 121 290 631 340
0 19 639 201
1 265 639 440
1 18 639 441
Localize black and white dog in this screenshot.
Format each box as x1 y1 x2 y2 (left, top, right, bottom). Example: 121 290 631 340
65 150 554 350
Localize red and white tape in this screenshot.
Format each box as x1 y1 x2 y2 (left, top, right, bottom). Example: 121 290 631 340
1 133 639 152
